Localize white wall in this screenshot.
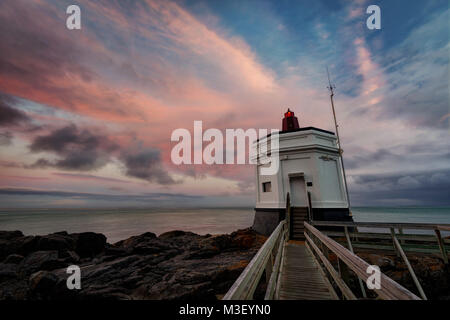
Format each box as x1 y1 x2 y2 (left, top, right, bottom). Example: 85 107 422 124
255 129 348 209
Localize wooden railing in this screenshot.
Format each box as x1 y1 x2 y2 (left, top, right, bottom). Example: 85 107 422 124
223 220 289 300
311 221 450 264
286 192 292 240
304 222 421 300
223 209 446 300
307 191 313 222
310 220 450 300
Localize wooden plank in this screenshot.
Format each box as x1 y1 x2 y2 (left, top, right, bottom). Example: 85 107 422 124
390 229 427 300
274 240 286 300
304 222 420 300
223 220 286 300
278 242 336 300
323 231 450 244
345 227 367 298
350 243 444 254
312 220 450 231
398 228 405 245
435 229 448 264
264 229 287 300
391 228 400 257
305 233 356 300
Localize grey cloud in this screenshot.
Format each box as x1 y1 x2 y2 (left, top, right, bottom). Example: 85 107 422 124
29 124 117 171
27 124 177 185
375 9 449 129
122 149 177 185
349 169 450 206
0 187 201 202
52 172 131 184
345 148 402 170
345 144 450 171
0 93 29 127
0 131 13 146
237 179 255 195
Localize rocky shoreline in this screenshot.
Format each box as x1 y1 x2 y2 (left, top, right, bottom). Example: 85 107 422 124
0 228 266 300
355 250 450 300
1 228 449 300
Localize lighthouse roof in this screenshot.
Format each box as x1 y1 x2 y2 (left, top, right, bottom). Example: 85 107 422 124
256 126 335 142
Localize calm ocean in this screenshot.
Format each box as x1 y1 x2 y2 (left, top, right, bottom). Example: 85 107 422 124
0 207 449 243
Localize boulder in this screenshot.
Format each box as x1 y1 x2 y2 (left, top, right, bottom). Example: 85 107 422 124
365 253 395 270
0 230 23 240
71 232 107 258
3 254 24 264
0 228 265 300
0 263 18 281
159 230 198 240
36 233 76 252
19 251 65 274
29 271 58 294
58 250 80 263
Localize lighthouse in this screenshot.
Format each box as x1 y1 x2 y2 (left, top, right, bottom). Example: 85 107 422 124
252 109 352 237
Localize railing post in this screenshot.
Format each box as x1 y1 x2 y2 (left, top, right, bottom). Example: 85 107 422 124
286 192 291 240
390 229 427 300
435 229 448 264
224 221 286 300
398 228 405 245
265 259 273 284
305 222 421 300
390 228 400 257
304 230 357 300
307 191 313 221
345 226 367 298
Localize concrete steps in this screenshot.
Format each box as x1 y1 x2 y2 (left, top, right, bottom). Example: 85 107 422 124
291 206 309 240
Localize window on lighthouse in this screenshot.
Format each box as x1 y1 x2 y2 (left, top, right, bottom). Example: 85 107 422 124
262 182 272 193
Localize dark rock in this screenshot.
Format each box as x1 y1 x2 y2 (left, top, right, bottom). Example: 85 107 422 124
184 246 220 259
144 280 216 300
29 271 58 294
0 228 265 300
71 232 106 258
366 254 395 270
104 246 128 257
4 254 24 264
59 250 80 263
159 230 196 239
0 235 35 260
114 232 156 247
230 228 264 249
358 250 450 300
0 230 23 240
36 233 76 252
19 251 66 274
0 263 18 281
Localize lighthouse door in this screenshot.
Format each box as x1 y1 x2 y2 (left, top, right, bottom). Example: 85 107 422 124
289 176 307 207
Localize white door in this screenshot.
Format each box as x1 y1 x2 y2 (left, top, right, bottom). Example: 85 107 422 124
289 176 307 207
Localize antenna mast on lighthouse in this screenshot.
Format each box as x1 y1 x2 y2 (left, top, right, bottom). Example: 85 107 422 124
327 67 352 214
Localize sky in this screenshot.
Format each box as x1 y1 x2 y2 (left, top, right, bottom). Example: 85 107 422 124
0 0 448 208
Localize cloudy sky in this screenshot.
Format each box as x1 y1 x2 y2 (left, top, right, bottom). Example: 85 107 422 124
0 0 448 208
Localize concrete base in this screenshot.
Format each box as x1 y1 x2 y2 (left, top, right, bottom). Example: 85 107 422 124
311 208 352 222
252 207 353 236
252 208 285 236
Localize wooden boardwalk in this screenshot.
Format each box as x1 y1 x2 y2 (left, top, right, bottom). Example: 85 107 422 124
223 216 426 300
278 241 337 300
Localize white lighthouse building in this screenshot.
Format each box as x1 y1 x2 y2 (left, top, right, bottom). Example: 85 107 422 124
252 109 352 237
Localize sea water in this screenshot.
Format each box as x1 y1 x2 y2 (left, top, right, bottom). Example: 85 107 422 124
0 207 449 243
